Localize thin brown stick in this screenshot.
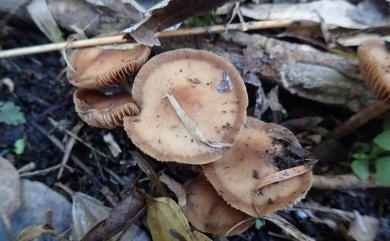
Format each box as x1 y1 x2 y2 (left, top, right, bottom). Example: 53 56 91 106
312 174 389 189
0 20 292 58
57 122 83 179
19 163 72 177
332 101 390 139
30 120 103 187
49 118 109 158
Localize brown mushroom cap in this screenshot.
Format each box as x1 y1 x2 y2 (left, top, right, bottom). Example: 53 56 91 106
74 89 139 129
203 117 313 217
124 49 248 164
184 175 254 236
358 39 390 103
67 44 151 89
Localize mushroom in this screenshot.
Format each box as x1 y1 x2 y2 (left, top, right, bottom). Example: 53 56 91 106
124 49 248 164
203 117 313 217
332 40 390 138
67 44 151 89
74 89 139 129
183 175 254 236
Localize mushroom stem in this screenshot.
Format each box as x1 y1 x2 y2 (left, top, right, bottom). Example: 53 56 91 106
331 100 389 139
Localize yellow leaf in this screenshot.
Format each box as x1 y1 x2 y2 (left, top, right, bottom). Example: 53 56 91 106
15 224 68 241
147 197 211 241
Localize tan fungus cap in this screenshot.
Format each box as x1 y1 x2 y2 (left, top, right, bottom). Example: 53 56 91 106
74 89 139 129
203 117 313 217
124 49 248 164
358 40 390 103
184 175 254 236
67 44 151 89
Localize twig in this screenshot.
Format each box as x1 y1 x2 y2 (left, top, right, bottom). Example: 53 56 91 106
17 162 36 173
54 182 75 197
57 122 83 179
130 151 168 196
49 118 109 158
0 20 292 58
264 213 314 241
312 174 390 189
19 163 73 177
30 120 103 187
100 185 120 206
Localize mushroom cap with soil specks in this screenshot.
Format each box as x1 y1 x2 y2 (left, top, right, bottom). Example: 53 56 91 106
184 175 254 236
203 117 313 217
67 44 151 89
74 89 139 129
358 40 390 103
124 49 248 164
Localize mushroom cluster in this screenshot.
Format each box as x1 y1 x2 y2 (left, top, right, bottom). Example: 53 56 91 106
68 48 314 236
67 44 151 128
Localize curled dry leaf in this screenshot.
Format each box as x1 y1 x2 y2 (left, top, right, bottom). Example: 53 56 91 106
0 156 21 218
71 193 111 240
72 192 148 241
123 0 231 46
80 190 145 241
240 0 388 29
147 197 212 241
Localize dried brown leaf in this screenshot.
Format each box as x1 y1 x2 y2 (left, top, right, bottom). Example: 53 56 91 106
80 190 145 241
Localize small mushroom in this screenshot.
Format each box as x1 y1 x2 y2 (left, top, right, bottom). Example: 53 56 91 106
332 40 390 138
203 117 313 217
124 49 248 164
67 44 151 89
183 175 254 236
74 89 139 129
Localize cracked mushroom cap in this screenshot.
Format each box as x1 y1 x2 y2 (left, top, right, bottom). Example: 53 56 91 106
203 117 313 217
124 49 248 164
67 44 151 89
358 40 390 103
184 175 254 236
74 89 139 129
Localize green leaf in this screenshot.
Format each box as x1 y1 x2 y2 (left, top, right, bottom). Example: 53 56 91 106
0 102 26 125
355 143 370 154
351 159 370 180
14 137 26 155
352 152 368 161
373 130 390 151
375 157 390 185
